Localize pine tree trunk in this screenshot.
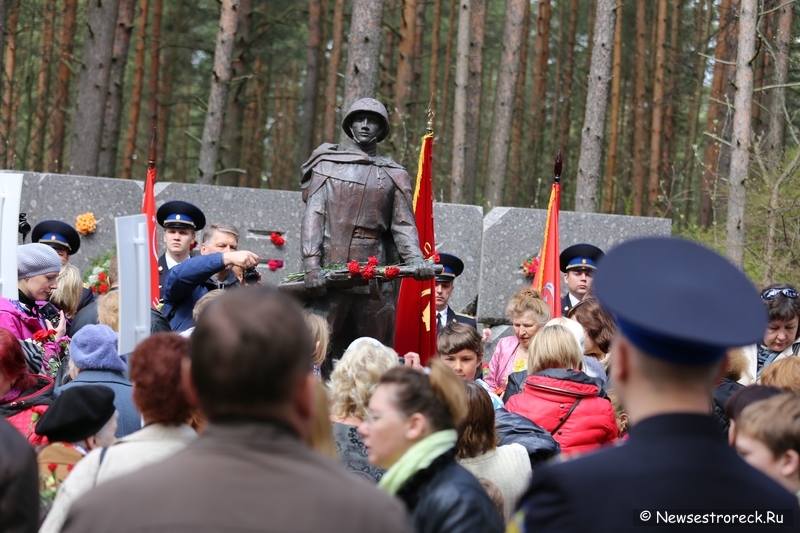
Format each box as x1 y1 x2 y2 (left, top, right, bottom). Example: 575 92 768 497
0 4 18 168
0 1 7 91
646 0 668 216
556 0 579 163
157 0 183 177
461 0 486 205
482 0 527 210
70 0 121 175
300 0 321 161
97 0 136 177
529 0 550 185
411 1 425 111
379 10 395 104
437 0 457 189
660 0 682 214
28 0 56 172
340 0 385 146
148 0 162 138
631 0 648 215
217 0 252 187
698 0 733 228
449 0 470 203
242 57 265 187
507 2 530 206
323 0 345 143
574 0 615 213
766 0 792 163
47 0 79 173
120 0 149 179
602 0 623 213
725 0 756 267
428 0 442 115
395 0 418 122
681 0 710 222
197 0 241 184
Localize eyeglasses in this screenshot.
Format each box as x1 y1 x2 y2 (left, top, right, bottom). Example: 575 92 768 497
761 288 798 300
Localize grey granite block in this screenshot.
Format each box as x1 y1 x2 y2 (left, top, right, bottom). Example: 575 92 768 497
433 202 483 315
477 207 672 325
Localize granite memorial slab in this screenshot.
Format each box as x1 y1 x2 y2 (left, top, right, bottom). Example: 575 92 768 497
477 207 672 325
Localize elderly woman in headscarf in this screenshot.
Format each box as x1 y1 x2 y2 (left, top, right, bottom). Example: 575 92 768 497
56 324 141 437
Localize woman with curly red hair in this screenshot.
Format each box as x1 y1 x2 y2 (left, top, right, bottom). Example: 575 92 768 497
41 333 197 532
0 327 53 445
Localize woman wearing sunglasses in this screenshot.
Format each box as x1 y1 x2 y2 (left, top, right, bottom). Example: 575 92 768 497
740 284 800 384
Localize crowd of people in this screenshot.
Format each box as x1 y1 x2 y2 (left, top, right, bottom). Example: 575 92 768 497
1 213 799 532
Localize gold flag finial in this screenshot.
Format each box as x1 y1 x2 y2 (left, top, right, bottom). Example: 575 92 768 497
426 93 436 134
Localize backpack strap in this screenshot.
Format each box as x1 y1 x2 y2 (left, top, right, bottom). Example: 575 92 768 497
550 397 583 435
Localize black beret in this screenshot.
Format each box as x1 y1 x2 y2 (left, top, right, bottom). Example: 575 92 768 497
35 385 116 443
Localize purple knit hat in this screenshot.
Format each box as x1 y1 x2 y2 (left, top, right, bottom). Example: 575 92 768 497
70 324 126 373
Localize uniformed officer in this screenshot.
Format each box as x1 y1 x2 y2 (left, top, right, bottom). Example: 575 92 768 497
156 201 206 301
559 243 604 315
512 237 800 532
435 253 477 333
31 220 94 312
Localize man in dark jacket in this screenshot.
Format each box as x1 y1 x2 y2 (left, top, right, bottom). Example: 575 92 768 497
61 287 415 533
513 237 800 532
161 222 258 332
0 418 38 532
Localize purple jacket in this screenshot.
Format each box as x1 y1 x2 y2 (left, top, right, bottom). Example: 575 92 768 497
0 298 59 360
485 336 521 393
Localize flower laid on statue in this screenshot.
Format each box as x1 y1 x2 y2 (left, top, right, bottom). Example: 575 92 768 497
367 256 379 267
383 266 400 279
267 259 284 271
190 240 198 250
270 232 285 246
361 265 377 280
433 252 441 264
75 212 97 235
520 256 540 278
347 261 361 275
86 259 112 295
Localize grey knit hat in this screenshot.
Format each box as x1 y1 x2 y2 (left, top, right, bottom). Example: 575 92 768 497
17 243 62 279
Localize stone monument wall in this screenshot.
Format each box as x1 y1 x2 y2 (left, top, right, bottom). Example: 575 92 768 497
10 171 671 324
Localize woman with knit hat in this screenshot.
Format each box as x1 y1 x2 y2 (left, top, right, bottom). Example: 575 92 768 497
56 324 140 437
0 243 68 369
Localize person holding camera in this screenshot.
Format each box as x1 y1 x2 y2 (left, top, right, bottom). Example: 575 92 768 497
0 243 67 365
161 222 258 332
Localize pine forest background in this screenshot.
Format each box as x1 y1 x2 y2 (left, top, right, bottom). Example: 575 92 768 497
0 0 798 284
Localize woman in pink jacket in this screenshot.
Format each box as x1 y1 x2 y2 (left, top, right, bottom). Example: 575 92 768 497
484 288 550 396
0 244 67 369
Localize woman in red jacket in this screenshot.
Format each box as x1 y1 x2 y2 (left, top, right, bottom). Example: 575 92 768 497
505 324 617 455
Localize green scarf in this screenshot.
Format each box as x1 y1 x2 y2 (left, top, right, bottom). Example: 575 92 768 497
378 429 457 495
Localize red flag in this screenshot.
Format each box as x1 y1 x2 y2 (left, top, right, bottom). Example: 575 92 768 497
394 132 437 365
142 137 160 308
532 156 562 318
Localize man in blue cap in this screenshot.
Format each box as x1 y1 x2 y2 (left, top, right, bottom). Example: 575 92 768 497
512 237 800 532
559 243 604 315
435 253 477 332
31 220 94 312
156 201 206 301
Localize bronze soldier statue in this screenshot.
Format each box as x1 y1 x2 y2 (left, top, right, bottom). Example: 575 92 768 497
300 98 434 373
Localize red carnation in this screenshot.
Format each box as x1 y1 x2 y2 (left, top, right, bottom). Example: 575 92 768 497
270 232 285 246
33 330 52 343
433 253 441 263
98 283 108 294
384 266 400 279
97 272 106 281
267 260 279 271
347 261 361 275
91 286 98 293
190 240 198 251
47 463 57 472
66 464 74 472
367 256 378 267
361 265 377 280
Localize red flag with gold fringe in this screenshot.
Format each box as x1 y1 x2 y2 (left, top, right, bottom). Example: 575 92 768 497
394 130 437 365
532 151 563 318
142 133 160 308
